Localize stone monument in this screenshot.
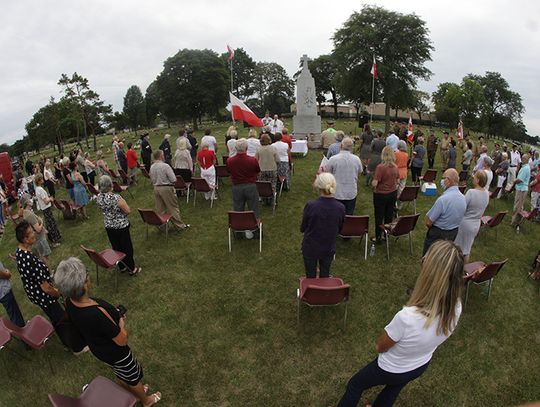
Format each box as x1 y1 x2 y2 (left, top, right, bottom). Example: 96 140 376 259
293 55 321 146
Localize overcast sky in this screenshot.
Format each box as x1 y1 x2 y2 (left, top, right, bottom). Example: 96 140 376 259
1 0 539 145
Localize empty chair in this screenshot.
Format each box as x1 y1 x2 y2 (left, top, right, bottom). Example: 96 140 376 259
4 204 20 225
108 168 121 180
296 277 350 328
174 176 191 203
140 166 151 181
516 207 539 232
52 199 66 220
117 168 132 185
86 183 99 198
380 213 421 260
80 245 127 291
338 215 369 259
419 169 437 184
191 178 216 208
60 200 81 219
215 165 230 186
397 185 420 215
256 181 277 215
0 323 11 350
48 376 138 407
463 259 508 307
137 208 172 243
278 175 287 197
112 181 134 199
480 210 507 238
228 211 262 253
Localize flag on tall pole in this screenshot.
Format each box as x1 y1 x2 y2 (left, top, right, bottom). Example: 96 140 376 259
229 92 263 128
370 55 377 123
370 55 377 79
457 118 464 140
407 115 414 143
226 45 235 62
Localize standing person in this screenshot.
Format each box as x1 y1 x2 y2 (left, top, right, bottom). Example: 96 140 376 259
269 114 284 135
43 159 57 198
200 129 217 153
281 128 293 149
186 129 198 168
423 169 467 255
140 133 153 170
62 156 75 200
173 138 193 183
96 176 141 275
262 112 272 127
149 150 190 231
301 173 345 278
227 129 238 157
327 131 344 159
395 140 409 200
482 157 494 191
34 174 61 247
410 137 426 185
0 260 25 327
112 136 120 168
273 133 292 192
70 162 90 219
529 169 540 211
84 152 97 185
385 131 399 152
117 143 128 173
454 171 490 263
197 142 217 200
491 143 503 187
54 258 161 406
336 240 464 407
54 157 63 185
359 124 374 173
226 138 261 220
447 140 457 169
75 150 88 183
495 152 510 196
247 129 261 157
255 134 279 196
126 143 138 183
159 134 172 165
20 194 52 263
371 146 400 244
320 121 337 151
511 154 531 227
440 131 450 170
506 144 521 192
462 142 473 171
326 137 363 215
473 146 488 172
426 132 437 169
367 130 386 186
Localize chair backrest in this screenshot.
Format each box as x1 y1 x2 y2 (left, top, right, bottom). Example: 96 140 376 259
471 259 508 283
60 200 76 211
340 215 369 236
80 244 110 268
137 208 166 226
391 213 421 236
526 207 539 220
215 165 230 178
256 181 274 198
487 211 507 227
112 182 123 193
192 178 211 192
302 284 350 306
398 186 420 202
0 322 10 348
228 211 258 230
174 176 187 189
222 156 229 165
140 167 150 178
2 315 54 347
53 200 65 211
489 187 501 199
86 183 99 196
110 169 120 178
422 169 437 183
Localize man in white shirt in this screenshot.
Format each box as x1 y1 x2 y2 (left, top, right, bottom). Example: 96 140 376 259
201 129 218 153
474 146 488 171
386 132 399 151
269 115 284 135
506 144 521 191
262 112 272 127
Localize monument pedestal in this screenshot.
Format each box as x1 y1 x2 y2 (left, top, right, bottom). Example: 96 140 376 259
293 115 321 148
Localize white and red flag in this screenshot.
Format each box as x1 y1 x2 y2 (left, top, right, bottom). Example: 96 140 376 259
407 115 414 142
227 45 235 62
229 92 263 127
370 56 377 80
457 118 464 140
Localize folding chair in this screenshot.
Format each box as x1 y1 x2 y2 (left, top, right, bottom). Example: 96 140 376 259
191 178 216 208
222 156 229 166
419 169 437 184
380 213 421 260
60 200 81 219
80 245 127 292
228 211 262 253
397 185 420 215
488 186 502 210
338 215 369 259
0 322 11 350
278 175 287 197
86 183 99 198
174 176 191 204
480 211 507 238
137 208 172 243
215 165 230 187
296 277 350 328
140 166 151 180
4 204 20 226
52 199 65 220
48 376 138 407
112 181 133 199
463 259 508 308
117 168 132 185
516 207 539 232
256 181 277 215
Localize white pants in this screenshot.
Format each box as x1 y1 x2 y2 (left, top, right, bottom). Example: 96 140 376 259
532 191 540 210
506 167 517 191
200 166 216 200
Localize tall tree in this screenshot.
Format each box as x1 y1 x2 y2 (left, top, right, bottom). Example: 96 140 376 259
123 85 146 133
333 5 433 132
220 47 256 100
411 90 431 122
251 62 294 116
145 80 161 127
432 82 462 126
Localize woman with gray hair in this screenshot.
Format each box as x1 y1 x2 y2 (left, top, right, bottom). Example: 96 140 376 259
55 257 161 406
95 150 110 177
173 137 193 182
95 175 140 275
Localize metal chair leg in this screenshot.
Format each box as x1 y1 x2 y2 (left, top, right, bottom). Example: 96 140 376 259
487 279 493 300
465 282 470 308
364 233 368 260
228 228 232 252
259 222 263 253
210 190 215 208
343 302 348 329
409 232 413 255
296 292 301 327
96 265 99 286
193 190 197 206
165 222 169 244
386 233 390 260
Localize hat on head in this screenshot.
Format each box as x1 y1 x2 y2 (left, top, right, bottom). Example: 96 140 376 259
327 120 335 125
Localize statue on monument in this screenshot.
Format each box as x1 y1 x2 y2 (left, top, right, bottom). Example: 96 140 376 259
293 55 322 147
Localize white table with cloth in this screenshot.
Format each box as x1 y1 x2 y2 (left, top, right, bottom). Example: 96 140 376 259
291 140 308 156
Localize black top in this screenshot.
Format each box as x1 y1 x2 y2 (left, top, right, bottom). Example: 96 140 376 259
159 139 171 161
65 297 130 364
15 248 56 308
62 167 73 189
141 139 152 158
301 197 345 258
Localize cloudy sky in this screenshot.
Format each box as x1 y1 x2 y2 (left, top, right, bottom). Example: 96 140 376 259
1 0 539 145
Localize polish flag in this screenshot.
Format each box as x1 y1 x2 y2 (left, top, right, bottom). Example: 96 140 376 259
407 115 414 142
370 56 377 80
227 45 235 62
457 118 464 140
230 93 263 127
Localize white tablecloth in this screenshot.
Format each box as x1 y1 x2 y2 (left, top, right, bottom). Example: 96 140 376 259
291 140 308 156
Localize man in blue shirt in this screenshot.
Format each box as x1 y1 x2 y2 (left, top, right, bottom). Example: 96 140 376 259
423 169 467 255
511 154 531 227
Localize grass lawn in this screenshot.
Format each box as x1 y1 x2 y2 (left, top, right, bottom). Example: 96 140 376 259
1 120 539 406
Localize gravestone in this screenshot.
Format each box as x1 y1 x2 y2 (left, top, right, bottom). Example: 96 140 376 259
293 55 321 147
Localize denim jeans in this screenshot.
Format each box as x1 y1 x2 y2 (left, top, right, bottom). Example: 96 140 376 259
0 289 25 327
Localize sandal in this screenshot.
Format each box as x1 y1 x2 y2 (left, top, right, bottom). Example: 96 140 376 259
144 392 162 407
128 267 142 276
143 384 149 394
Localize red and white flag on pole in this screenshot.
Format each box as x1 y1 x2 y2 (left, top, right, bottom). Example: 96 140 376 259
229 92 263 127
457 118 464 140
227 45 235 62
407 115 414 143
370 56 377 80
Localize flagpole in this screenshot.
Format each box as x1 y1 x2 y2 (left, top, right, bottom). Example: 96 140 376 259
230 59 235 124
370 54 375 124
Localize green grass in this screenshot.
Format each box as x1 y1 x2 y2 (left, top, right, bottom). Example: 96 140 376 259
1 120 539 406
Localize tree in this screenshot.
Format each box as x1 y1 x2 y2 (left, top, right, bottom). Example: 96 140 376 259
145 80 161 127
432 82 462 126
411 90 431 122
156 49 229 130
123 85 146 132
333 5 433 132
251 62 294 116
220 48 256 100
459 76 486 129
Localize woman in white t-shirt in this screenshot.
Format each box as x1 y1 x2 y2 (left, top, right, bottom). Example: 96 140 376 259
246 129 261 157
336 240 464 407
34 174 61 246
273 133 291 191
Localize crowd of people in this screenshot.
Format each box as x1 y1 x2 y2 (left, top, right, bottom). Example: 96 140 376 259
1 117 539 406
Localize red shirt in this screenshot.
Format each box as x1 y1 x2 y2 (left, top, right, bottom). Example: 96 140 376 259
532 172 540 193
226 152 260 185
197 148 216 169
281 134 292 149
127 149 138 169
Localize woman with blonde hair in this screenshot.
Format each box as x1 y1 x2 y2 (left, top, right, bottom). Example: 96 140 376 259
336 240 464 407
372 146 400 243
173 138 193 182
247 129 261 157
300 173 345 278
227 129 238 157
95 150 110 177
197 141 217 200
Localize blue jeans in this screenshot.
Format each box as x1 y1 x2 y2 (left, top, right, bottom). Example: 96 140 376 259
0 289 25 327
337 358 429 407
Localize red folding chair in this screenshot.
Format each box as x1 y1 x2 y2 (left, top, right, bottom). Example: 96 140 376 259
48 376 138 407
338 215 370 259
113 181 133 199
140 166 151 181
60 199 81 219
516 207 539 232
380 213 421 260
463 259 508 308
137 208 172 243
228 211 262 253
191 178 216 208
256 181 277 215
86 183 99 198
419 169 437 184
397 185 420 215
222 156 229 166
80 245 127 292
0 322 11 350
117 168 132 185
4 204 20 226
297 277 350 328
52 199 65 220
480 211 507 238
174 176 191 204
215 165 230 187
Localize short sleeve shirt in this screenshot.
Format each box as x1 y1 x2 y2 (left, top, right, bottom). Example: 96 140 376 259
427 186 467 230
412 145 426 168
35 186 51 211
516 164 530 192
15 248 56 308
374 164 399 194
96 193 129 229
